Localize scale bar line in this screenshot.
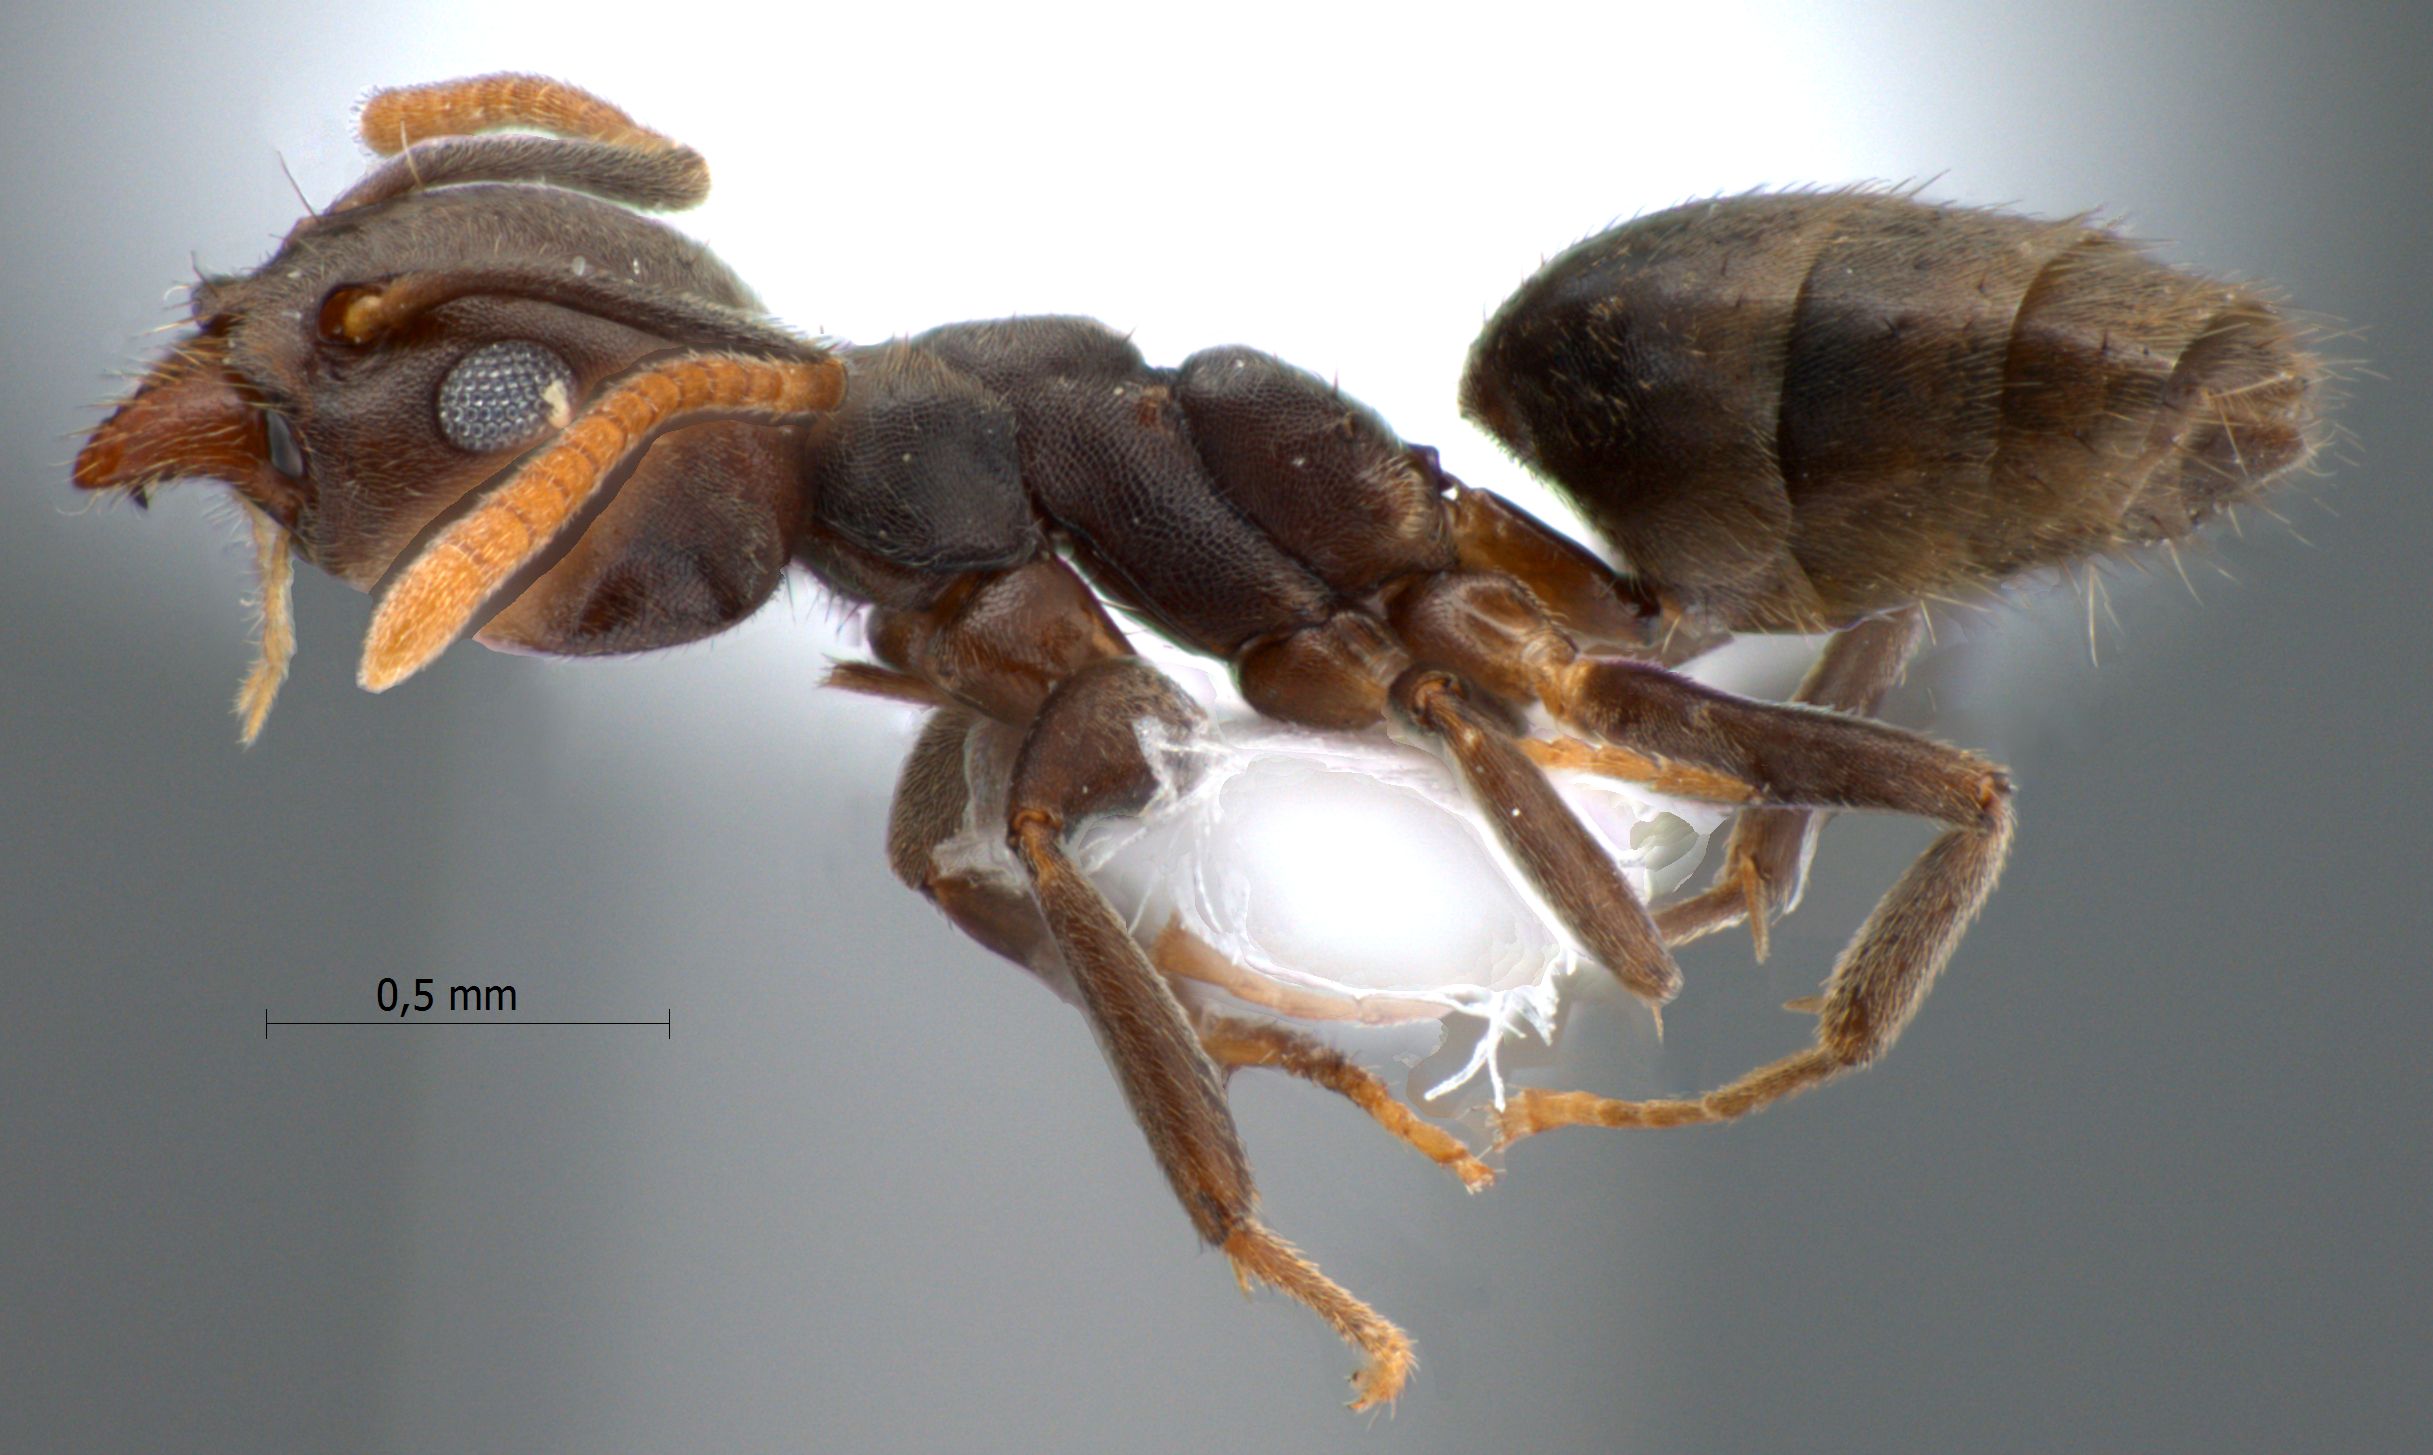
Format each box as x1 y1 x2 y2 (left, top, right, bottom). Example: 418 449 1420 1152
264 1013 675 1035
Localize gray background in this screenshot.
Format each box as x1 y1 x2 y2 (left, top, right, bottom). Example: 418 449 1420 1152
4 2 2426 1451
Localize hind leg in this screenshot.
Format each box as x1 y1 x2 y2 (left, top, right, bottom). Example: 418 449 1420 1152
1654 607 1927 956
1495 652 2013 1145
1367 573 2012 1143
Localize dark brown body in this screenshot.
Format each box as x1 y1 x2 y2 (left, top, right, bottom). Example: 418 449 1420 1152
1462 192 2319 630
71 79 2327 1411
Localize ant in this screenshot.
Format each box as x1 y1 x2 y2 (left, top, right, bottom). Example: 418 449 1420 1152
71 75 2324 1407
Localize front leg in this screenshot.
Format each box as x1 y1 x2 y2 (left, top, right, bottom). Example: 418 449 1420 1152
860 560 1414 1408
878 697 1493 1194
1003 657 1414 1409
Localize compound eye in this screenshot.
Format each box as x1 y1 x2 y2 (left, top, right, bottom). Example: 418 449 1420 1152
435 340 579 453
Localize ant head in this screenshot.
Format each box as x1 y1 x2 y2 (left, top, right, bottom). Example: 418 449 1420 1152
74 76 835 735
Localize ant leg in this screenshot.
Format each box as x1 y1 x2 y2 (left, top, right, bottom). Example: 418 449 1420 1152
884 704 1065 976
1193 1010 1495 1192
871 563 1411 1406
1445 484 1733 667
1493 653 2013 1147
1376 577 1690 1003
1515 735 1763 806
883 702 1489 1195
1006 657 1413 1409
1656 608 1926 955
1234 609 1681 1002
1389 666 1682 1002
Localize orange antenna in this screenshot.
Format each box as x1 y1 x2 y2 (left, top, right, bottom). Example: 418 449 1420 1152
359 73 682 155
358 353 845 692
334 74 708 213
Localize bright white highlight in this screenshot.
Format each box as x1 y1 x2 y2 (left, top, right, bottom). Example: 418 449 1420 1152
1031 718 1728 1103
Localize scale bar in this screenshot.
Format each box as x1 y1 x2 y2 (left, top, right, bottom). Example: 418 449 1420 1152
267 1010 673 1038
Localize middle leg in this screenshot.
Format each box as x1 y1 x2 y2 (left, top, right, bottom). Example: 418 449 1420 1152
1194 1012 1495 1192
1236 608 1683 1005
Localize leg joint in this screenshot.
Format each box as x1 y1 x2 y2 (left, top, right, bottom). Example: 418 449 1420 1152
1006 807 1063 859
1976 767 2017 830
